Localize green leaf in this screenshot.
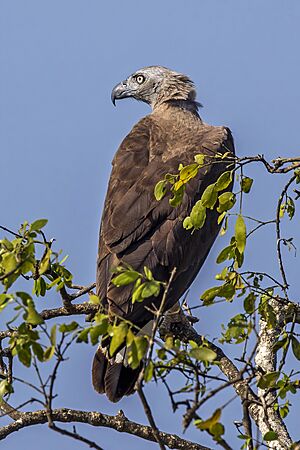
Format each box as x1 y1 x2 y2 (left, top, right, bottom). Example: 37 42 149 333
179 163 199 182
217 192 236 213
194 154 205 165
0 293 13 309
32 342 44 362
76 328 90 343
194 409 221 430
243 292 256 314
144 361 154 382
241 176 253 193
128 339 139 369
164 335 174 350
291 336 300 360
39 248 51 275
18 347 32 367
19 292 33 305
215 267 228 281
89 294 100 305
43 345 55 361
25 301 44 325
110 322 128 356
169 185 184 207
59 321 79 333
112 270 140 287
220 314 251 344
1 254 18 274
50 325 57 346
279 404 289 418
287 196 295 220
235 215 246 254
0 380 13 400
132 284 145 303
135 336 148 361
34 277 47 297
90 323 108 345
141 281 161 298
201 184 218 209
210 422 225 439
217 211 226 225
190 201 206 229
220 216 228 236
215 171 233 191
273 335 288 352
190 346 217 362
263 431 278 442
201 286 221 304
165 173 177 184
126 328 135 346
154 180 167 201
144 266 153 280
237 434 249 440
216 245 235 264
30 219 48 231
183 217 193 230
218 282 236 301
0 238 13 251
257 371 280 389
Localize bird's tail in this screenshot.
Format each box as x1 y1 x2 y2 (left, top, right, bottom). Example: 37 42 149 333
92 346 141 402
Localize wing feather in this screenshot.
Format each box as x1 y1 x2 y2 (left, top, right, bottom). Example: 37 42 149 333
97 115 234 323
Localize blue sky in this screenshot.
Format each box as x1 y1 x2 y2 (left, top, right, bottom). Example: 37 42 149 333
1 1 300 449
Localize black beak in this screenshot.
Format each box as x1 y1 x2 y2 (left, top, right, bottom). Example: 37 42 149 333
111 81 131 106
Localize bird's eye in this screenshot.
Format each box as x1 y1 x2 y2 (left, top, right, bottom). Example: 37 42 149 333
135 75 145 85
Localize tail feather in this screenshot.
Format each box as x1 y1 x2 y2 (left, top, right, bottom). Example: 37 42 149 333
92 346 141 402
92 347 108 394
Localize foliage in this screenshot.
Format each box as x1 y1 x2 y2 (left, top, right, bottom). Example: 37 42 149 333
1 155 300 449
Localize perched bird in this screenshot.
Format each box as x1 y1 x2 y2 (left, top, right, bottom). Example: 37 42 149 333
92 66 235 402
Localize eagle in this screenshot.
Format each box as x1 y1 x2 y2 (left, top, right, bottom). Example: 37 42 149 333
92 66 235 402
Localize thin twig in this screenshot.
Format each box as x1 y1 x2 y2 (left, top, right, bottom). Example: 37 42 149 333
137 386 166 450
275 174 296 296
49 422 104 450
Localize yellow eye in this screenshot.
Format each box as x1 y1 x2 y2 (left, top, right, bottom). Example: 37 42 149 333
135 75 145 85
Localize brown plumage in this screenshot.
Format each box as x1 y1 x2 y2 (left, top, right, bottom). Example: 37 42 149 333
92 66 235 402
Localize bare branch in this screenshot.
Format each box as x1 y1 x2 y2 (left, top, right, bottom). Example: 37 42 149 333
0 408 212 450
275 174 297 295
242 400 253 450
58 283 96 307
49 422 104 450
236 155 300 174
40 303 98 321
137 386 166 450
0 400 23 421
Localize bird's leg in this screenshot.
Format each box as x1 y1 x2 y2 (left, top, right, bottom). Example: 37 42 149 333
159 302 198 342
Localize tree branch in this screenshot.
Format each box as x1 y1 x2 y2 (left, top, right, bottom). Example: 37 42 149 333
159 308 292 446
0 408 211 450
254 300 293 449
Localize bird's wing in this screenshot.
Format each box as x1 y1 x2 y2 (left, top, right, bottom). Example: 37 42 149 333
97 115 234 320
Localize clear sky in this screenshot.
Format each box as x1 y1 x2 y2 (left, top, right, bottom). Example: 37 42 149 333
1 1 300 449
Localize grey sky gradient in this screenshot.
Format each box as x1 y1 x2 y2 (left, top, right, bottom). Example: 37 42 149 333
1 1 300 449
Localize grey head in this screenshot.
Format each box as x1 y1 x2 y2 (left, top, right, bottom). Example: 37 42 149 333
111 66 200 111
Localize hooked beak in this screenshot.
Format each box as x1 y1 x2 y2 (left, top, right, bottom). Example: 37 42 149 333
111 81 132 106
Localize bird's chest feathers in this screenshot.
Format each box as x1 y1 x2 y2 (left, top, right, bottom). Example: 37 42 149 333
149 112 201 162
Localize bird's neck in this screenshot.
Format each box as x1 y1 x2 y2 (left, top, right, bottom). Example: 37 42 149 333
152 100 201 120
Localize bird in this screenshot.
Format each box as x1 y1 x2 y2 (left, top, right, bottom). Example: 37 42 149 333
92 66 235 402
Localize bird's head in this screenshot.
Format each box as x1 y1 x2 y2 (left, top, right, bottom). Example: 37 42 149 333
111 66 198 110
